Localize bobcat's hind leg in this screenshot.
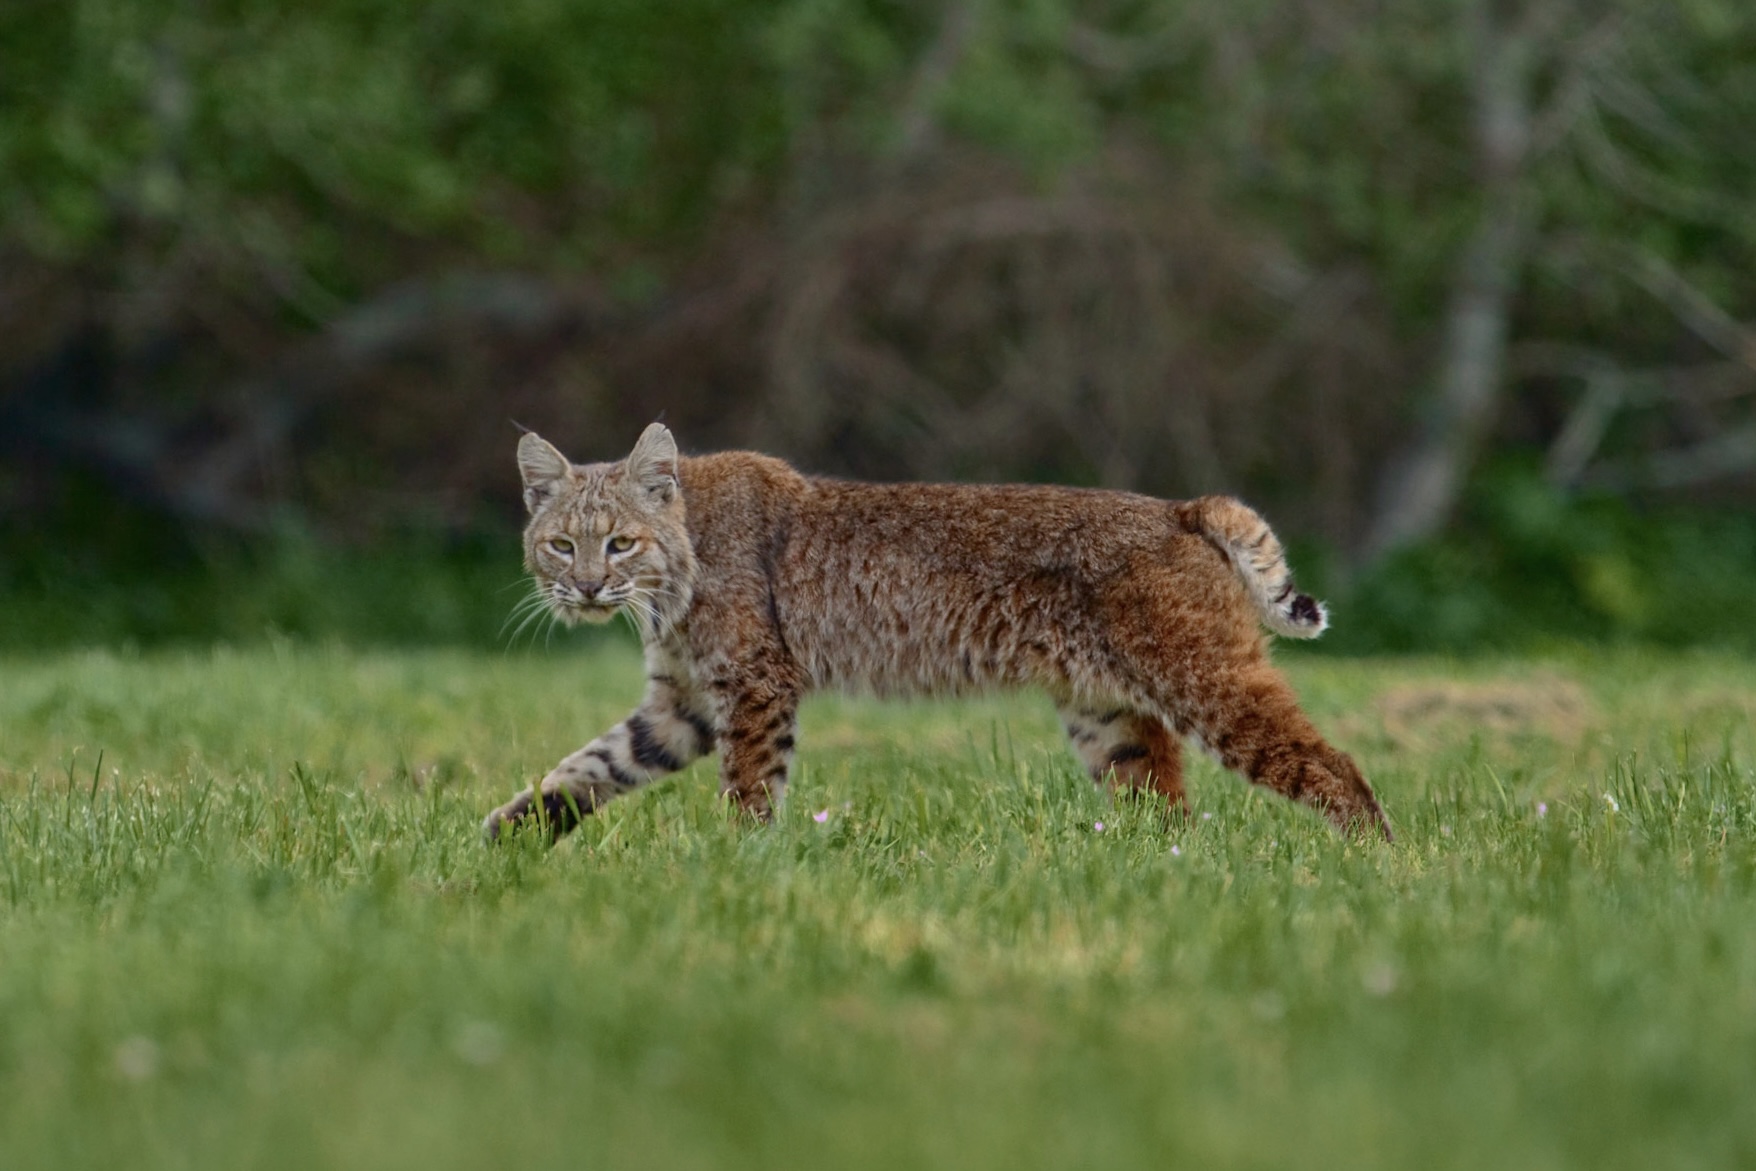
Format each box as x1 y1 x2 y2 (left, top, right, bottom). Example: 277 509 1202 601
1173 662 1390 841
1059 703 1187 814
483 678 716 843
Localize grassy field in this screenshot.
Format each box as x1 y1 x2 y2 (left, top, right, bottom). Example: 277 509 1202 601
2 639 1754 1169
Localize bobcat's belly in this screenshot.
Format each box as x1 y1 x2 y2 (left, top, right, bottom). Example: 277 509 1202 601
774 553 1120 700
790 619 1087 699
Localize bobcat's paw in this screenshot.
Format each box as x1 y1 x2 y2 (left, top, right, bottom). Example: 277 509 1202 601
481 788 589 844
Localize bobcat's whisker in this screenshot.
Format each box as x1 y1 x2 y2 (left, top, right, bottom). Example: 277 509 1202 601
625 584 682 641
513 608 554 649
620 595 663 641
501 581 560 648
501 589 549 625
619 588 670 641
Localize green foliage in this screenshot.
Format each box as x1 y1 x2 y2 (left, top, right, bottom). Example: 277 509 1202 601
0 0 791 278
1330 467 1756 653
0 494 537 649
2 647 1755 1168
15 0 1746 307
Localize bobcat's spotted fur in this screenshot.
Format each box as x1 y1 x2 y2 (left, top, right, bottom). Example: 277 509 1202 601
483 424 1391 841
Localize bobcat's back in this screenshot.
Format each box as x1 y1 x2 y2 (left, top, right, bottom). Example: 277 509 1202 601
677 455 1285 701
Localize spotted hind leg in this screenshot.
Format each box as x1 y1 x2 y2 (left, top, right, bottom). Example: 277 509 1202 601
1058 703 1187 813
1172 661 1390 840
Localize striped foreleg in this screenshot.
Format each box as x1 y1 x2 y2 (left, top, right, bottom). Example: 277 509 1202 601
482 682 716 842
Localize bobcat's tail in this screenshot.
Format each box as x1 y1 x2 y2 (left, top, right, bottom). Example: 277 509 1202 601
1175 496 1328 639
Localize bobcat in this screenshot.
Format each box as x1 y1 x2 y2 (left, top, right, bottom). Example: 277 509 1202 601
483 424 1391 842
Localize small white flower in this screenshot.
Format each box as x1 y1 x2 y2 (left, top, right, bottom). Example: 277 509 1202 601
1201 811 1213 821
1362 963 1399 997
114 1036 159 1082
452 1021 505 1067
1170 845 1181 857
1602 792 1620 814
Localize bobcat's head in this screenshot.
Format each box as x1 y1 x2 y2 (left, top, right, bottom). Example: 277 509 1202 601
516 423 696 636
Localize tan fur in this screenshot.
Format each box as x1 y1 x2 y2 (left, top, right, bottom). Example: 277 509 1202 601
484 424 1391 842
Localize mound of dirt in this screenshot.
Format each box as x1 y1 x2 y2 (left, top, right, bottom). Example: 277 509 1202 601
1371 674 1596 749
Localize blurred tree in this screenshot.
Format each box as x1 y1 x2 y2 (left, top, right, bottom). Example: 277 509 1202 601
759 0 1756 554
1351 0 1756 558
2 0 1753 562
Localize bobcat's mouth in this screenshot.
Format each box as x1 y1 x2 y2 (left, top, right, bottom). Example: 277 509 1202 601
556 599 620 626
548 584 623 626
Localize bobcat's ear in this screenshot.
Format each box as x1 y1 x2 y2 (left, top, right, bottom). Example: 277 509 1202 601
517 432 570 513
626 422 679 503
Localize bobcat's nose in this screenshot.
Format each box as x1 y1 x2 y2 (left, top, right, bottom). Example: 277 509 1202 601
573 579 604 600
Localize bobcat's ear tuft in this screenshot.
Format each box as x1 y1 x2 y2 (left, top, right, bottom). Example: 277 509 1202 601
626 422 679 502
517 432 570 513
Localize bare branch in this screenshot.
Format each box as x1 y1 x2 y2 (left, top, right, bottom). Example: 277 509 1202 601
1361 0 1556 561
1064 19 1185 77
1528 16 1624 156
1583 425 1756 491
1623 249 1756 371
1545 370 1625 487
893 4 979 164
1576 105 1753 236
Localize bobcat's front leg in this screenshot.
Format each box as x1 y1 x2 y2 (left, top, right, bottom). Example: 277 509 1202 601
483 682 715 842
715 681 799 822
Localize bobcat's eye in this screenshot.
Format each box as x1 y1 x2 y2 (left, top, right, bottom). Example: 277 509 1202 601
547 538 574 556
606 535 636 555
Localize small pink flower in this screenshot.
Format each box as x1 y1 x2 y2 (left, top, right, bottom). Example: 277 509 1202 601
1537 802 1548 817
1170 845 1181 857
812 809 829 823
1201 811 1213 821
1093 821 1105 833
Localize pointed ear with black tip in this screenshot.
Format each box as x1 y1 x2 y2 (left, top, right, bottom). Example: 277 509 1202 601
517 432 570 513
625 422 679 503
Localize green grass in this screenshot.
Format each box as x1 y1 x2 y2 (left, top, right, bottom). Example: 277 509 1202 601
3 640 1755 1169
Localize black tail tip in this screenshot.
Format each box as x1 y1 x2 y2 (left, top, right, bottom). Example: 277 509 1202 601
1290 594 1322 626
